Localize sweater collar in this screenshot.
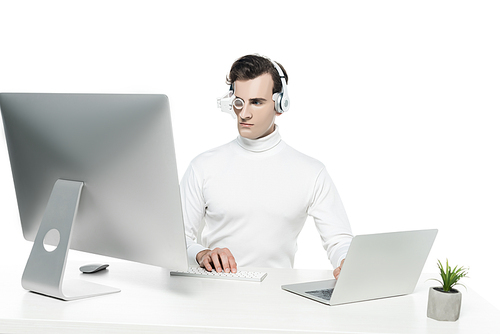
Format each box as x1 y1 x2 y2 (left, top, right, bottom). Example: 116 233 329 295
236 125 282 152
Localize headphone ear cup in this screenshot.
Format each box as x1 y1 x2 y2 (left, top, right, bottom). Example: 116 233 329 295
280 93 290 113
274 92 290 114
273 92 282 113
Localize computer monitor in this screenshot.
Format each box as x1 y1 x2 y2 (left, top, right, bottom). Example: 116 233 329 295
0 93 188 300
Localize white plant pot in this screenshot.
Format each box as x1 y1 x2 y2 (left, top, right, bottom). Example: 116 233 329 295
427 287 462 321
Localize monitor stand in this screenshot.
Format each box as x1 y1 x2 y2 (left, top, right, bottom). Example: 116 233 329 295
21 179 120 301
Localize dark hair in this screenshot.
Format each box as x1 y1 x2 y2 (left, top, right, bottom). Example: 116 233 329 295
226 54 288 94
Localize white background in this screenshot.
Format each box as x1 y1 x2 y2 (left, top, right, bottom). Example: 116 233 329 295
1 0 499 311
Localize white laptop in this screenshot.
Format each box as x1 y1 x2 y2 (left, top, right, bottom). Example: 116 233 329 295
282 229 438 306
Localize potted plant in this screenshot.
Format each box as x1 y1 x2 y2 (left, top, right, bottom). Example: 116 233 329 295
427 259 468 321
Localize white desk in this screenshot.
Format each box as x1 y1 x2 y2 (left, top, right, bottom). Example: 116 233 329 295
1 253 499 334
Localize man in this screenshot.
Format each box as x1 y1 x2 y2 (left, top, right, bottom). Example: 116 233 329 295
180 54 353 278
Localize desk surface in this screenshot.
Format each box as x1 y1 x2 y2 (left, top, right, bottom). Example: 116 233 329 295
1 252 499 334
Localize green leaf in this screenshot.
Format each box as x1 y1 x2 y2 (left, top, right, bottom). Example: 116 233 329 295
435 259 468 292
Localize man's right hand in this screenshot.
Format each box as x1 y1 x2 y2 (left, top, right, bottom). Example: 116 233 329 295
196 247 237 273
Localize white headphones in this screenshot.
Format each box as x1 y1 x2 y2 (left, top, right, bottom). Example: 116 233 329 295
270 60 290 114
217 58 290 118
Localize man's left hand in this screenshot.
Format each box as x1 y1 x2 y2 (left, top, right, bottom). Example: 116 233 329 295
333 259 345 279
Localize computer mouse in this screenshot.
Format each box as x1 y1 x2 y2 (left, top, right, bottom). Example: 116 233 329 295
79 263 109 274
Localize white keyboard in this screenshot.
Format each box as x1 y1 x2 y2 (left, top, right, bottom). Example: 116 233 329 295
170 267 267 282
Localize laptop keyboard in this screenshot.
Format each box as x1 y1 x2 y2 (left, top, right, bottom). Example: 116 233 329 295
306 288 334 301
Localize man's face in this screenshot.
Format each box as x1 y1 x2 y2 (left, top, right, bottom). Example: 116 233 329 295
233 73 280 140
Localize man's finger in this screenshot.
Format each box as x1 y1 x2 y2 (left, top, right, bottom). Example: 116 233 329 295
210 250 223 272
219 251 231 273
222 248 237 273
202 255 213 271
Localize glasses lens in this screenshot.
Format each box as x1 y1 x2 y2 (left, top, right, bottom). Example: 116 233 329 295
233 98 244 110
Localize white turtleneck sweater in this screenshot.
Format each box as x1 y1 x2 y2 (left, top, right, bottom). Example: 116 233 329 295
180 127 353 269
